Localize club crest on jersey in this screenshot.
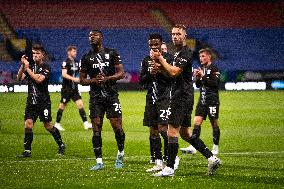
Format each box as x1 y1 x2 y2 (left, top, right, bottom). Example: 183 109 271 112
105 54 110 60
207 69 211 75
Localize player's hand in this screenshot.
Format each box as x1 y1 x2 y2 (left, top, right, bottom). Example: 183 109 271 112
73 78 80 83
20 55 29 69
96 74 108 84
193 68 200 78
150 49 161 60
149 60 158 75
197 67 204 78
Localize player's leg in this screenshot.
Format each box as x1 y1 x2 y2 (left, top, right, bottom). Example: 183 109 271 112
180 101 205 154
143 99 156 163
109 117 125 169
210 119 220 155
89 101 105 171
153 124 179 177
146 125 163 172
17 119 34 157
55 89 71 131
107 96 125 169
73 91 91 129
156 100 170 162
180 117 221 175
54 102 66 131
90 116 104 170
40 103 65 156
208 104 220 155
17 103 35 158
44 122 65 156
180 116 203 154
158 124 168 162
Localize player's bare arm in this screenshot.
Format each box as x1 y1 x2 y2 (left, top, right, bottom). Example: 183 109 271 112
62 69 80 83
22 57 46 84
150 50 182 77
17 56 27 81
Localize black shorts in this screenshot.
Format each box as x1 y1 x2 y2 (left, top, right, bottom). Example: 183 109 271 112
168 96 194 128
89 95 122 119
60 89 81 104
24 102 52 123
195 102 219 120
143 97 170 127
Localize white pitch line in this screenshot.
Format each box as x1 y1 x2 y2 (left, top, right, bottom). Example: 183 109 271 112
1 151 283 164
221 151 284 155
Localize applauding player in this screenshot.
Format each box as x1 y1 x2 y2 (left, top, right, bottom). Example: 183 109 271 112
54 46 92 131
139 33 174 172
181 48 221 155
16 44 65 158
80 30 125 170
151 25 221 177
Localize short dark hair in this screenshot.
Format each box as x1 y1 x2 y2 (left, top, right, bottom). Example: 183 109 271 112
173 24 187 31
32 44 46 54
90 29 103 35
199 48 216 61
148 33 163 42
67 45 77 52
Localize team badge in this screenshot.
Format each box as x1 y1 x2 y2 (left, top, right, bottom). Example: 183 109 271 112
105 54 110 60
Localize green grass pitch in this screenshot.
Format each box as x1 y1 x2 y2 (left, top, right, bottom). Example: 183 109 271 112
0 91 283 188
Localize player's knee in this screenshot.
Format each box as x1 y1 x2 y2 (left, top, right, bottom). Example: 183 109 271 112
167 125 179 137
59 103 65 110
24 119 33 129
194 116 203 125
91 117 102 127
158 125 167 133
76 100 84 109
44 122 53 131
210 119 219 128
179 127 190 141
150 126 159 136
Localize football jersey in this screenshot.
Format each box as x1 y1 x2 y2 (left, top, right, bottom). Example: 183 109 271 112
80 48 122 98
171 45 194 100
139 52 174 103
25 63 51 104
62 58 79 90
196 63 220 105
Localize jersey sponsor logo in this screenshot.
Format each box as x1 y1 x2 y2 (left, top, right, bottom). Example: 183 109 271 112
92 62 110 69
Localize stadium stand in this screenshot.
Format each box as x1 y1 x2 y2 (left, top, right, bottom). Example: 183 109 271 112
0 1 283 83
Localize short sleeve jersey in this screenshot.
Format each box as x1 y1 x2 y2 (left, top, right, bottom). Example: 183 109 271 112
62 58 79 90
171 46 194 100
139 52 174 102
196 63 220 105
80 48 122 97
25 63 51 104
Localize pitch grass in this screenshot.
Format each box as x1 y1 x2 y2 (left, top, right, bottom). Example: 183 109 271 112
0 91 283 188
